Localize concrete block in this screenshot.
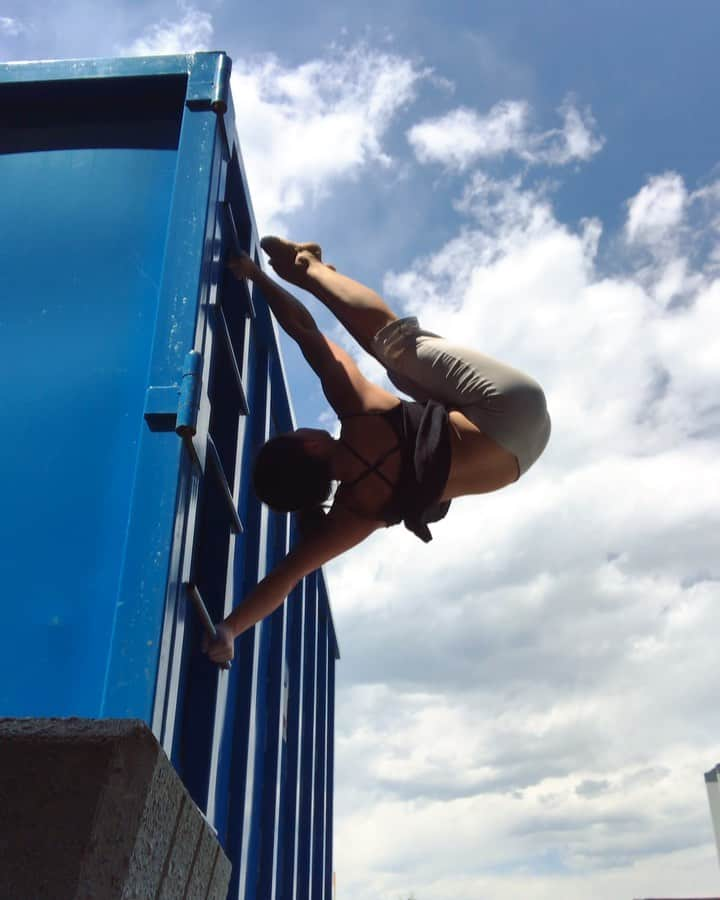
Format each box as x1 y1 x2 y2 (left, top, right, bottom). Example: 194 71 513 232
157 795 202 900
185 818 220 899
208 841 234 900
0 718 231 900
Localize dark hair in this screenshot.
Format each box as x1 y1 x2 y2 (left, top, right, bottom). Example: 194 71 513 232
252 435 332 513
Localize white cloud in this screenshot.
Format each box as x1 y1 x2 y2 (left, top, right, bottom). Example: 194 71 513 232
118 23 424 236
381 172 720 454
623 171 720 305
0 16 25 37
408 100 530 169
230 46 424 233
327 168 720 899
626 171 688 245
407 96 604 170
556 97 603 162
119 5 213 56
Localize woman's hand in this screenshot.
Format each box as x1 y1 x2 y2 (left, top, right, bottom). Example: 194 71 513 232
202 622 235 667
227 250 260 281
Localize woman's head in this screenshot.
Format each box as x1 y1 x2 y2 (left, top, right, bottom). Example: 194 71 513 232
253 430 333 512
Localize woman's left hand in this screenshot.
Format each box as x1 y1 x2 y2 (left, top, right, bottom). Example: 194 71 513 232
202 622 235 667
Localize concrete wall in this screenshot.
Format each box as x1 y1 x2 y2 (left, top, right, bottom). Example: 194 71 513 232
0 718 231 900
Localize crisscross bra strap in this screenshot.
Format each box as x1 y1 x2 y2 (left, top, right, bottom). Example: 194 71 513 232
339 437 400 489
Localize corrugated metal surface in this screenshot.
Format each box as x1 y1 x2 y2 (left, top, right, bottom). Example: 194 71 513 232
0 52 337 899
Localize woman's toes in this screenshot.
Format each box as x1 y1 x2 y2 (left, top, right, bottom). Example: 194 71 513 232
260 235 323 264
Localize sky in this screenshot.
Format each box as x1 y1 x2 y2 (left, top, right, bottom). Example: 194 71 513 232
3 2 720 897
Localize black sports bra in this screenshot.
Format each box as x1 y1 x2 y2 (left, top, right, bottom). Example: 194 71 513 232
338 400 452 543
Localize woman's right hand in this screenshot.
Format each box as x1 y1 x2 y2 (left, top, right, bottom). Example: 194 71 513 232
227 251 259 281
202 622 235 667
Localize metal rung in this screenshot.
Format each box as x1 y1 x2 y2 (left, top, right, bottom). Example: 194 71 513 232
185 582 231 670
212 303 249 415
206 434 244 534
222 200 243 253
181 432 201 470
221 201 256 318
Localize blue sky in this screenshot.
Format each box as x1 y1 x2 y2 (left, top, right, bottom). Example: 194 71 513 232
4 2 720 897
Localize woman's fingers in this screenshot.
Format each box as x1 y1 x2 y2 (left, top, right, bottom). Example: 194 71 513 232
201 624 234 665
227 251 257 279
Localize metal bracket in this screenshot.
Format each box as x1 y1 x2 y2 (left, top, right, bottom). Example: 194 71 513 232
185 52 232 114
144 350 203 439
144 385 180 431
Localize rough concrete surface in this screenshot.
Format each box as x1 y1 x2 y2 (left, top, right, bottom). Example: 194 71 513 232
207 843 234 900
157 795 203 900
184 820 220 900
0 718 232 900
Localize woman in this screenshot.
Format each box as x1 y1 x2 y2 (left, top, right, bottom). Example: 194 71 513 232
203 237 550 665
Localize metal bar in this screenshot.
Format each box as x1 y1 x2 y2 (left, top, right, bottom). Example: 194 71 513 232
206 434 244 534
222 199 242 253
296 576 318 896
180 433 202 471
0 54 194 84
311 607 328 899
279 575 303 900
185 582 231 670
324 651 336 900
212 303 250 415
221 200 256 318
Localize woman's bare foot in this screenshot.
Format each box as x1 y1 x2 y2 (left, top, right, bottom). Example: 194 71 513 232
260 235 323 265
260 235 334 286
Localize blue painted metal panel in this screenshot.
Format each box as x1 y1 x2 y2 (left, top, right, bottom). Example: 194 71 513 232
312 609 329 899
296 576 319 896
1 51 340 897
255 512 289 900
0 112 179 718
325 648 336 900
103 66 224 720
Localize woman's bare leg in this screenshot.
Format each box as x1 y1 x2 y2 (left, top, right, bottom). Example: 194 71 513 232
299 253 398 354
261 237 398 355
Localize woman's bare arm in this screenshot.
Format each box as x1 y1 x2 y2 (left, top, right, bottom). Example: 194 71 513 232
204 505 380 665
228 253 395 416
229 253 317 338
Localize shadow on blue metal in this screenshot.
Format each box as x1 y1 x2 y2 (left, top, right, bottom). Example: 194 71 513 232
0 52 339 899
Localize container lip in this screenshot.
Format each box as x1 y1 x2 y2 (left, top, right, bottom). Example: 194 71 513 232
0 51 230 86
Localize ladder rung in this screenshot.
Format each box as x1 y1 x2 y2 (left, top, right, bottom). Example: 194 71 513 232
206 434 244 534
184 582 231 670
212 303 249 415
222 201 256 318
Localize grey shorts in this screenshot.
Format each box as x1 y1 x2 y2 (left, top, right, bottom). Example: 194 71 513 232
371 317 551 476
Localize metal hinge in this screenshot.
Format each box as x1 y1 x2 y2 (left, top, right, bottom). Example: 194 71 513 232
176 350 202 437
144 350 203 434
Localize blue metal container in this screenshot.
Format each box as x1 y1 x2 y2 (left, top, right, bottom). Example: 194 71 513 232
0 52 338 898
